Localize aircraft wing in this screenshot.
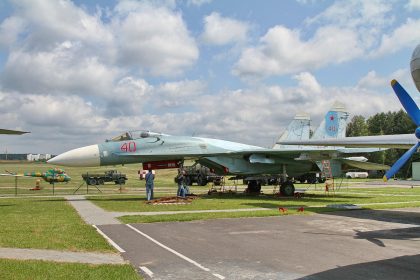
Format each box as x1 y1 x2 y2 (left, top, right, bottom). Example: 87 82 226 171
339 158 390 171
277 134 417 149
112 147 338 158
0 129 29 135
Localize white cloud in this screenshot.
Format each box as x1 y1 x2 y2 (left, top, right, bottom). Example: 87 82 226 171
372 18 420 57
357 71 387 88
293 72 322 94
155 80 206 107
406 0 420 10
1 41 120 96
357 68 414 91
187 0 212 6
233 25 362 78
105 77 153 116
306 0 393 30
12 0 114 54
233 0 401 80
201 12 249 45
113 1 198 76
0 16 25 48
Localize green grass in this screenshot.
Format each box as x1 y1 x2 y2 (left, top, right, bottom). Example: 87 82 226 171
0 197 113 252
89 188 420 212
119 208 316 223
0 161 182 196
0 259 141 280
88 187 420 223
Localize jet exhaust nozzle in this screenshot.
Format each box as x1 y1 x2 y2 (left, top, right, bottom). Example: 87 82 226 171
411 44 420 92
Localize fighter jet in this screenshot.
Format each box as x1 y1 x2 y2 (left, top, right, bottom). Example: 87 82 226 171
278 44 420 181
48 105 387 195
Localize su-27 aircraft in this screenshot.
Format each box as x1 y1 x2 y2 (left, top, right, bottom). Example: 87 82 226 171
279 43 420 182
0 168 71 183
48 104 388 196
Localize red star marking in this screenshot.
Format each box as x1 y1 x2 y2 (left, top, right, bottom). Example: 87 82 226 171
330 115 334 121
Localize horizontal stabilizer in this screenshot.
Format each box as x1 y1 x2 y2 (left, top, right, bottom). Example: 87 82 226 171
340 159 390 171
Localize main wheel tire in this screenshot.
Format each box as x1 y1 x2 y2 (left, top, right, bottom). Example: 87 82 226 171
197 175 208 186
280 181 295 197
307 177 316 184
88 178 97 185
247 181 261 194
97 179 104 185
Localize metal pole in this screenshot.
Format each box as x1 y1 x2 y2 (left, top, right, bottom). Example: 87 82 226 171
15 176 17 196
52 170 55 195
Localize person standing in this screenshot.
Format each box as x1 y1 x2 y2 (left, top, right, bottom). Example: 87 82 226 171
176 169 186 198
145 170 155 201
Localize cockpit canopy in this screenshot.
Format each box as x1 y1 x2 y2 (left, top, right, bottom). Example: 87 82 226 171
109 130 165 142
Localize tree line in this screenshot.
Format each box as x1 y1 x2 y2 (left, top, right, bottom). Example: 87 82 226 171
346 109 417 178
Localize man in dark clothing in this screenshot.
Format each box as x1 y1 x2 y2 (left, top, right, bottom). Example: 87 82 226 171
145 170 154 201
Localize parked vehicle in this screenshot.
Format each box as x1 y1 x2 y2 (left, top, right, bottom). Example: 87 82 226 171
82 170 127 185
175 163 223 186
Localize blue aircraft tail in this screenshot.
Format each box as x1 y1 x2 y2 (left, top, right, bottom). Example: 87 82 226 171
273 113 311 149
312 101 349 140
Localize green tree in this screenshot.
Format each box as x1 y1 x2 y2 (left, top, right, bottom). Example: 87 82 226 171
392 109 416 134
366 110 417 178
346 115 368 136
367 112 387 135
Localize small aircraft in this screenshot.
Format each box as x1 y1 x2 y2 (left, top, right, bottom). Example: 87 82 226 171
1 168 71 183
48 105 387 195
278 44 420 181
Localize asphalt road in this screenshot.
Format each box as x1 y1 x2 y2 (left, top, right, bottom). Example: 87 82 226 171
99 208 420 280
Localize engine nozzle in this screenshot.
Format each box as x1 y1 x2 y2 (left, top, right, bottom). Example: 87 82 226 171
411 44 420 92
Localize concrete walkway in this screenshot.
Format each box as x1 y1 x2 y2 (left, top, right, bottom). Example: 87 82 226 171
0 248 126 264
64 195 121 225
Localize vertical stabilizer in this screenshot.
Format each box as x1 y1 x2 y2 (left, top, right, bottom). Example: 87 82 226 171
312 101 349 140
273 113 311 149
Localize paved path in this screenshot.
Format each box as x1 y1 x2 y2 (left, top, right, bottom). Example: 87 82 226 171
0 248 126 264
99 208 420 280
64 195 121 225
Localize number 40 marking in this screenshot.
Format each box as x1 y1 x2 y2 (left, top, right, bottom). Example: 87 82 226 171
120 141 136 152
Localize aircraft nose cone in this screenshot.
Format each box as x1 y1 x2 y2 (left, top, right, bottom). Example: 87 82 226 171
48 145 100 167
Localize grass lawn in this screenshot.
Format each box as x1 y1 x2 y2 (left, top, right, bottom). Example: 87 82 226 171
0 197 114 252
119 208 333 223
0 161 180 196
87 187 420 223
89 187 420 213
0 259 141 280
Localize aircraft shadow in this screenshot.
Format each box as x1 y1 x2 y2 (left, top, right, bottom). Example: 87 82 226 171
321 208 420 226
354 226 420 247
298 254 420 280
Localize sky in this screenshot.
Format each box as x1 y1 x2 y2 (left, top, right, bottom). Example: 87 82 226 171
0 0 419 154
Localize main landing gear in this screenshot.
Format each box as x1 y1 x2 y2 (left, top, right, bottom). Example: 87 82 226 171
279 181 295 197
246 180 261 194
278 164 295 197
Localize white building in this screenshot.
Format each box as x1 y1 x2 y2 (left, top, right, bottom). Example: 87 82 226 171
27 154 52 161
